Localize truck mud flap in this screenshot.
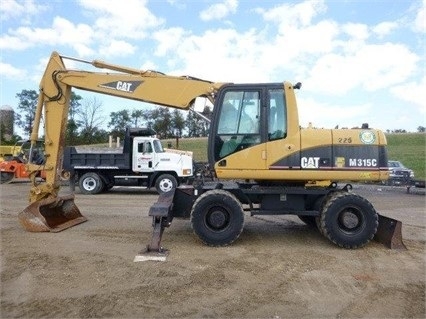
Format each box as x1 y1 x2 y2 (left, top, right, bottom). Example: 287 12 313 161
374 214 406 250
18 194 87 232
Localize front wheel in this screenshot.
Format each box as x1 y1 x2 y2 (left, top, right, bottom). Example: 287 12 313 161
155 174 177 194
79 172 104 195
319 192 378 249
191 189 244 246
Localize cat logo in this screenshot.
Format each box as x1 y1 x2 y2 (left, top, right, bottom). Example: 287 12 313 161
99 80 143 93
301 157 320 168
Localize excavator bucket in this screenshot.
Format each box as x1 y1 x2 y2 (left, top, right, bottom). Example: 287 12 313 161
374 214 406 250
18 194 87 232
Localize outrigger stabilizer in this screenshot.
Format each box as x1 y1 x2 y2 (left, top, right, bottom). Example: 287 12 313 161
134 191 175 262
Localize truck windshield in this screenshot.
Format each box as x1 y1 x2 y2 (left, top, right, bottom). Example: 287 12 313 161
153 140 164 153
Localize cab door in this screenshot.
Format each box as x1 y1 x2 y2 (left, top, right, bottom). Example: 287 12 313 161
132 139 154 172
210 85 264 173
265 86 301 171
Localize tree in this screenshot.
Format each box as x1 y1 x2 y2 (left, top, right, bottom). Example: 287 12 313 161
66 91 83 145
186 108 208 137
77 96 106 144
417 126 425 133
131 109 146 127
150 107 173 138
200 105 212 136
171 109 186 137
108 109 132 139
15 90 38 137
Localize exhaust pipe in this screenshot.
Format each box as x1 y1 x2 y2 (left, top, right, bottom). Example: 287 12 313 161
18 194 87 232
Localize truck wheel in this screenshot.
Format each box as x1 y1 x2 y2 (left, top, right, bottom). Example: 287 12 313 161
191 189 244 246
79 172 104 195
155 174 177 194
319 192 378 249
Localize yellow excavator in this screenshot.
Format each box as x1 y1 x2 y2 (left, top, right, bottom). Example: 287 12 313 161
19 51 404 254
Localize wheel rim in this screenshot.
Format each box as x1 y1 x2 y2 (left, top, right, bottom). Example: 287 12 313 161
158 178 173 193
82 177 97 191
205 208 230 231
337 208 364 233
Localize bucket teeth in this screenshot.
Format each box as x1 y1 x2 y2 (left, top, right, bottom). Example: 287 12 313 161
18 194 87 232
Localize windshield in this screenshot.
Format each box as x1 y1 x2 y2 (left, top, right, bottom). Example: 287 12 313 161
388 161 404 168
153 140 164 153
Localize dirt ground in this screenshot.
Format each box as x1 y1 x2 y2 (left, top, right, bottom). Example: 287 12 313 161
1 181 425 319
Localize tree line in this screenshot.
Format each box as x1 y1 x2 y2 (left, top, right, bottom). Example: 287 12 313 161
1 89 212 145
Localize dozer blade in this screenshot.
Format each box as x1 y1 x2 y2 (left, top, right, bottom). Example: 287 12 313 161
18 194 87 232
374 214 406 250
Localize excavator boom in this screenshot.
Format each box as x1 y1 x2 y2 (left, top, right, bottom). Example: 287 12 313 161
19 51 224 232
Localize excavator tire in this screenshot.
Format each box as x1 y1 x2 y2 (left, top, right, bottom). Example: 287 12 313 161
18 194 87 232
191 189 244 246
319 192 378 249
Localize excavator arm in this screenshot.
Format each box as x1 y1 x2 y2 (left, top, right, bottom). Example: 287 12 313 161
19 51 224 232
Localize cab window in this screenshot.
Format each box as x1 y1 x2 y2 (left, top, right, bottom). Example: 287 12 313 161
268 89 286 141
216 90 261 159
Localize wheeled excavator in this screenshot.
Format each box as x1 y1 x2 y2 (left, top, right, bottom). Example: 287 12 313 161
18 52 404 254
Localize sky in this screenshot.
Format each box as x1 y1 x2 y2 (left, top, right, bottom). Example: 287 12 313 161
1 0 425 137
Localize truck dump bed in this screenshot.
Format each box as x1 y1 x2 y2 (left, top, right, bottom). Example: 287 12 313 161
63 147 131 171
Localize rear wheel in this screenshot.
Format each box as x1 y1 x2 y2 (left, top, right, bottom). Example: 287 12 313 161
319 192 378 249
79 172 104 195
191 189 244 246
0 172 14 184
155 174 177 194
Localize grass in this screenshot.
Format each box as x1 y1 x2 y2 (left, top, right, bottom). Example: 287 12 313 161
386 133 425 179
164 133 426 179
163 137 208 162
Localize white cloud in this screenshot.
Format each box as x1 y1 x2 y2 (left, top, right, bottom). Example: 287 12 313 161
262 19 338 67
99 40 136 57
342 23 369 41
199 0 238 21
0 34 31 50
372 22 398 38
153 27 187 57
297 96 372 128
78 0 164 39
0 16 94 55
0 62 26 79
160 28 265 82
413 0 425 33
306 42 419 95
257 0 326 29
0 0 47 21
390 76 426 114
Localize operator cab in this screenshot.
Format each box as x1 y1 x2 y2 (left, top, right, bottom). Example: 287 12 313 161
209 83 287 164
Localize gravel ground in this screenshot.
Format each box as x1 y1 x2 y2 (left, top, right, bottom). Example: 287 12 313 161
1 181 425 318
